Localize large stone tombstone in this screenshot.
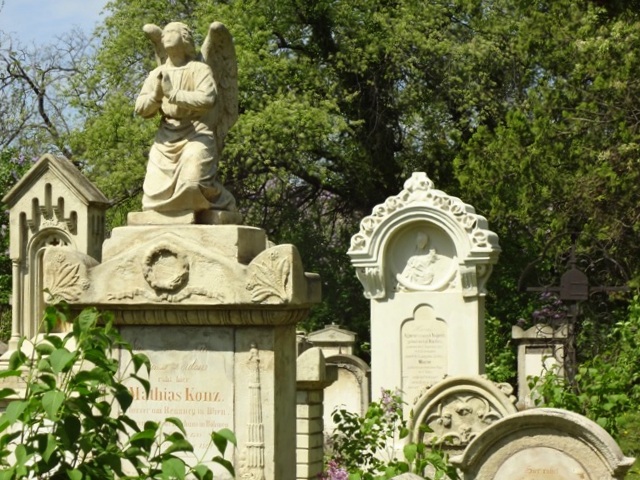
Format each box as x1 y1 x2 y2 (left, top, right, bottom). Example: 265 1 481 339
40 222 320 480
348 172 500 408
450 408 635 480
1 154 109 352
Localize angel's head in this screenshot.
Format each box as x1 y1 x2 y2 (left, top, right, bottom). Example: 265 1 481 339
162 22 197 60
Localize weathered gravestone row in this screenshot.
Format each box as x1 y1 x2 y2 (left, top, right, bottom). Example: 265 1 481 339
0 14 635 478
1 19 325 480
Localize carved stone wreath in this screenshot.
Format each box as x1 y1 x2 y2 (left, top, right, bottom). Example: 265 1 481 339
142 243 189 293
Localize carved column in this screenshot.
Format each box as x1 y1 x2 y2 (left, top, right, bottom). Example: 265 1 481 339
8 259 21 350
242 343 266 480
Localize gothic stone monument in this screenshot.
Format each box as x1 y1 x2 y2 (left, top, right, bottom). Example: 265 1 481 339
348 172 500 410
1 154 109 356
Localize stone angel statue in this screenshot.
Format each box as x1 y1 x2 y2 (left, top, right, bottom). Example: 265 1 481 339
135 21 238 215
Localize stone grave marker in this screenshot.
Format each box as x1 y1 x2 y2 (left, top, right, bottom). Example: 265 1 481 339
306 324 370 435
322 354 370 435
41 222 320 480
512 323 567 408
450 408 635 480
307 323 357 356
348 172 500 411
409 375 517 458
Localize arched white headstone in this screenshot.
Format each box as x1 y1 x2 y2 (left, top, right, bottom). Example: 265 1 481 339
348 172 500 409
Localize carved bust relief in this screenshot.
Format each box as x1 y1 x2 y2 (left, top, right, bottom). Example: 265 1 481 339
389 224 456 292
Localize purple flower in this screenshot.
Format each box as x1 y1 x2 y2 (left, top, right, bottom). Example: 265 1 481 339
320 459 348 480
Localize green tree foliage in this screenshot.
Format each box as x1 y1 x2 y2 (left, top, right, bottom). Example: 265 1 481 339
531 296 640 439
0 304 236 479
326 389 458 479
3 0 640 359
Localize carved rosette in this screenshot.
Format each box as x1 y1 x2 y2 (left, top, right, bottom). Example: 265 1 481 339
348 172 500 299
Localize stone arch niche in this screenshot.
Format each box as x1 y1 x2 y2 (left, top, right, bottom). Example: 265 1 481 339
2 154 109 351
348 172 500 409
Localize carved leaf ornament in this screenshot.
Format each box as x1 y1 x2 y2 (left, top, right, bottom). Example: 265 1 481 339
247 250 291 303
47 252 84 301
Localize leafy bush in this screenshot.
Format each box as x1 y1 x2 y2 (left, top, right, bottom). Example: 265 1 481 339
0 304 235 479
323 389 458 480
530 295 640 439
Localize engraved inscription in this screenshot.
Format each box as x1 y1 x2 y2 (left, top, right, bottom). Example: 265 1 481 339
494 447 590 480
120 326 234 460
402 306 447 403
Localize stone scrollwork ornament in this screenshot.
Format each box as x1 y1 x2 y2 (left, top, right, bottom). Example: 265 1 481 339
409 376 517 455
348 172 500 299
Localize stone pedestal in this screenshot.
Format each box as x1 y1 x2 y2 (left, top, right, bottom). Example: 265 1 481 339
42 222 321 480
296 348 337 480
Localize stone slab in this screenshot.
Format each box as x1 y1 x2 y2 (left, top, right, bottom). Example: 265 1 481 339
118 323 299 480
401 305 447 403
120 326 235 478
128 209 243 226
494 446 588 480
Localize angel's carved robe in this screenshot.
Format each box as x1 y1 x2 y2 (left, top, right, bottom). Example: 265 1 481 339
135 61 236 213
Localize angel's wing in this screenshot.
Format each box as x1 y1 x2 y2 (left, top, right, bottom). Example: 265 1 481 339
143 24 167 66
201 22 239 156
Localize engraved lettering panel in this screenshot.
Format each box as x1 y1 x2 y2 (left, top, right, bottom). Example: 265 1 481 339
401 306 447 402
120 326 234 466
495 447 590 480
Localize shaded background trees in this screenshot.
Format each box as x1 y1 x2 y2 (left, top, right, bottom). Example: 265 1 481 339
2 0 640 366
